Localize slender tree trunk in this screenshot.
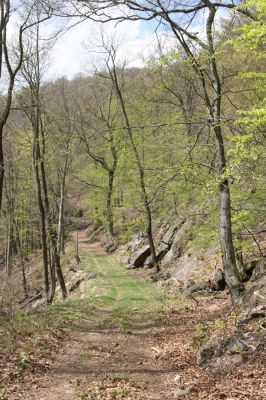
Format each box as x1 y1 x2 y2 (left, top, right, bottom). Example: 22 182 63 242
57 183 64 254
49 249 56 302
0 130 4 211
106 170 115 240
109 58 159 272
39 124 67 300
5 215 11 277
206 7 242 303
33 141 50 301
14 220 28 299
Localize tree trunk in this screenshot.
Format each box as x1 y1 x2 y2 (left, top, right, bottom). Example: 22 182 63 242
14 220 28 299
39 118 67 300
108 58 159 272
33 141 50 301
0 130 4 211
106 170 115 241
206 7 242 303
219 178 242 303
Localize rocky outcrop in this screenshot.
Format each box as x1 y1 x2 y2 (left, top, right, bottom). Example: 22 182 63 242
127 233 145 251
160 219 189 268
126 224 180 269
129 245 151 268
238 304 266 326
197 335 256 369
250 258 266 281
210 268 226 291
181 281 209 297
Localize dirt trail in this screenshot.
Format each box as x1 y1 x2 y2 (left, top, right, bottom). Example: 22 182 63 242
7 236 266 400
73 230 105 253
9 236 176 400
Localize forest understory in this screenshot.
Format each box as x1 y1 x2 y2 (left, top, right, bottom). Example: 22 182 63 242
0 232 265 400
0 1 266 399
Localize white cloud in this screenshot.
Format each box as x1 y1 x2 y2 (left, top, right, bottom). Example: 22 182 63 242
47 17 179 79
4 1 232 83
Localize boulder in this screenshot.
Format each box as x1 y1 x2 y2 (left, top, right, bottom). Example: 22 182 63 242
129 245 151 268
68 276 85 292
161 219 188 267
181 281 208 297
144 256 153 268
197 335 255 367
210 268 226 291
127 233 145 251
251 258 266 281
172 256 198 281
106 242 117 253
242 260 257 282
161 225 177 246
157 241 171 260
238 304 266 326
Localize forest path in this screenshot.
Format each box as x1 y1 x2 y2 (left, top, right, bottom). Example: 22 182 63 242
10 236 177 400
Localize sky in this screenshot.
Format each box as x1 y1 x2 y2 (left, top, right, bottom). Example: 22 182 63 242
4 0 229 84
6 6 176 82
47 18 177 79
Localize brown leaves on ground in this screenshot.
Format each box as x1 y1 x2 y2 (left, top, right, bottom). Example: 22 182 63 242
75 376 150 400
1 293 265 400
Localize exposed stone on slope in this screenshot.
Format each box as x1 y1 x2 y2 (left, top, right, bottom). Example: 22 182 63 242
127 233 145 251
238 304 266 325
241 259 257 282
129 245 151 268
160 219 189 268
251 258 266 281
161 225 177 246
181 281 208 297
211 268 226 291
197 335 256 368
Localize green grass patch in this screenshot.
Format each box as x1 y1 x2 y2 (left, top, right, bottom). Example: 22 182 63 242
0 248 173 374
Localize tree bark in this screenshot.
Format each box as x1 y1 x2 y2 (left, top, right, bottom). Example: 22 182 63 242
206 6 242 303
33 134 50 301
106 170 115 240
107 52 159 272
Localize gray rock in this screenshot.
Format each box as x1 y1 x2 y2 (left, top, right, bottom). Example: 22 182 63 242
172 257 198 282
144 256 153 268
174 386 193 398
160 219 188 267
69 277 85 292
238 304 266 325
210 354 243 374
181 281 208 297
129 245 151 268
197 335 255 367
211 268 226 291
161 225 177 246
251 258 266 281
227 337 256 354
242 260 257 282
127 233 145 251
197 338 221 366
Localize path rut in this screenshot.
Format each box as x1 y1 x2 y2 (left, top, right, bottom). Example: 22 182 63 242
9 236 175 400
